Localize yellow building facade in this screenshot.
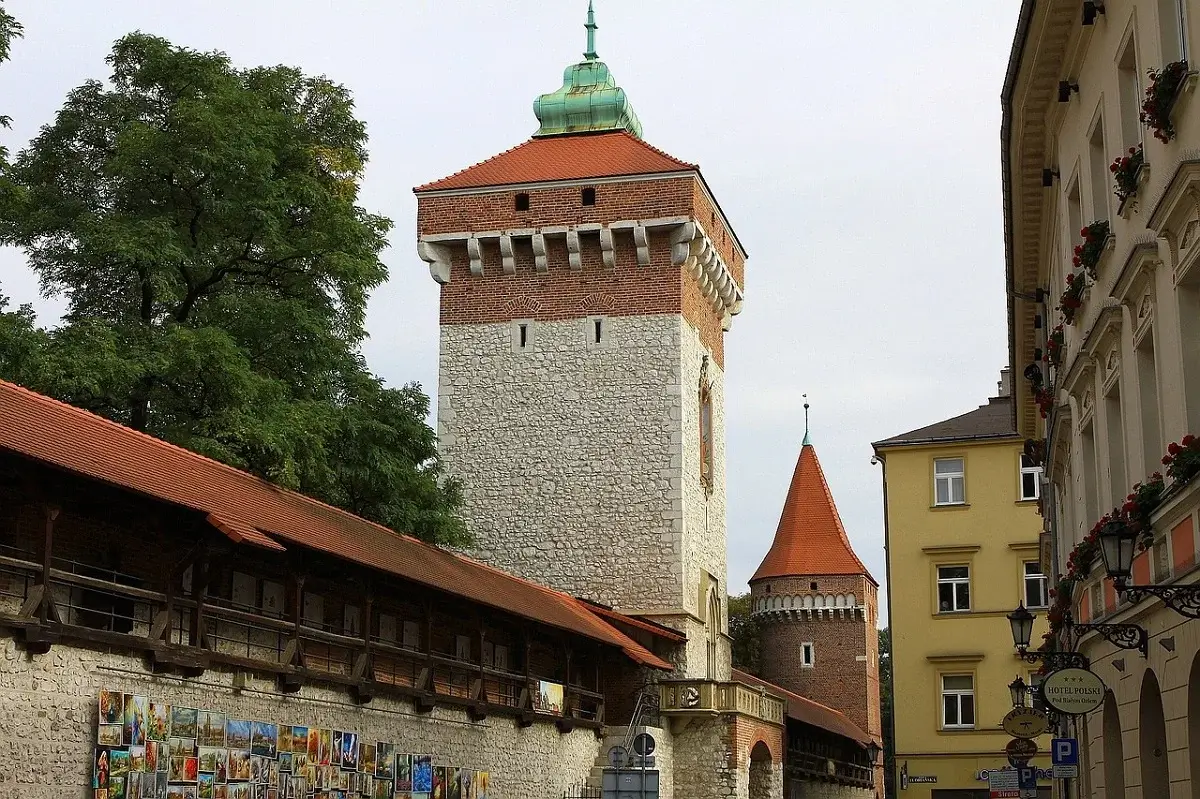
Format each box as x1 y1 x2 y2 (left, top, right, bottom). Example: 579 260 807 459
874 376 1051 799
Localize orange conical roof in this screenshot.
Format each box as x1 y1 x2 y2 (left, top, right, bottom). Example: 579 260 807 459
751 441 875 584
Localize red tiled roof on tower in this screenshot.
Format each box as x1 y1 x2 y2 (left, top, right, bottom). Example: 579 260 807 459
414 131 696 192
751 441 875 583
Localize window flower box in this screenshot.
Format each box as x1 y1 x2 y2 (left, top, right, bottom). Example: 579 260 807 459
1072 221 1111 279
1044 324 1065 369
1112 146 1149 217
1141 61 1195 143
1059 271 1086 325
1162 434 1200 486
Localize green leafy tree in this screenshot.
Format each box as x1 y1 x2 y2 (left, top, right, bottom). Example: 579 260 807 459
0 33 466 546
728 592 764 675
879 627 895 798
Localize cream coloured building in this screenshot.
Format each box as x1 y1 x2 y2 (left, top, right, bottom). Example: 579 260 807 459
1004 0 1200 797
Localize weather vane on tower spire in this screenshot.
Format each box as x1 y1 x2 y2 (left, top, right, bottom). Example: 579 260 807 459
584 1 599 61
802 394 812 446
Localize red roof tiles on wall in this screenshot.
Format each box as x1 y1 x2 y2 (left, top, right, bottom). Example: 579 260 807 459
732 668 876 746
414 131 696 192
0 380 671 670
751 444 875 583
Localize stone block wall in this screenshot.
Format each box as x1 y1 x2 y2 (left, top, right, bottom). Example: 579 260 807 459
0 638 600 799
438 312 728 679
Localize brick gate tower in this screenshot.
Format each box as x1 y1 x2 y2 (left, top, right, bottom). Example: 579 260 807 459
413 3 746 680
748 414 881 743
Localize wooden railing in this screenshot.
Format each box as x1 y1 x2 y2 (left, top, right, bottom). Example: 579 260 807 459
786 750 873 787
0 547 603 725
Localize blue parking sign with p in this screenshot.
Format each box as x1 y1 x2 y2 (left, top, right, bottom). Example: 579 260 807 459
1019 766 1037 789
1052 738 1079 766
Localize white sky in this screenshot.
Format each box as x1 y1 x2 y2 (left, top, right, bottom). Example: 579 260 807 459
0 1 1025 625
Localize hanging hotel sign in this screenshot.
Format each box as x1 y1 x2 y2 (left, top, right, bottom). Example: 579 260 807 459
1002 706 1049 738
1041 668 1106 715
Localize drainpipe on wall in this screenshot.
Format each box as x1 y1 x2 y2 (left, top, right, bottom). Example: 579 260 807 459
871 451 898 798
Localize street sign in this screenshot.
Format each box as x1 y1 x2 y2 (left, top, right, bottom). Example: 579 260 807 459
1042 668 1106 715
908 775 936 783
1051 738 1079 766
1005 737 1039 764
632 733 656 757
607 746 628 769
1002 706 1049 738
1052 764 1079 779
988 767 1019 798
1019 767 1037 789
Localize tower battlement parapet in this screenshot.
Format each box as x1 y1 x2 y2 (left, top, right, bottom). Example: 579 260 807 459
418 216 744 326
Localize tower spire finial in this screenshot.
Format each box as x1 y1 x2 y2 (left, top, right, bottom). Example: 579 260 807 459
584 1 599 60
802 394 812 446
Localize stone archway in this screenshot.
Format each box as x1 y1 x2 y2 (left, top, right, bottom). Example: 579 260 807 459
1139 670 1170 798
748 740 776 799
1103 690 1126 798
1189 653 1200 798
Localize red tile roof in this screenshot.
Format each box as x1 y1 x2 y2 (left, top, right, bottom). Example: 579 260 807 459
414 131 696 192
0 380 671 670
732 668 875 746
751 444 875 583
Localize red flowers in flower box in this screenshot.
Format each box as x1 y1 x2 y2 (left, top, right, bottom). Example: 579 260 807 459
1110 145 1144 203
1059 272 1086 324
1141 61 1190 143
1161 433 1200 484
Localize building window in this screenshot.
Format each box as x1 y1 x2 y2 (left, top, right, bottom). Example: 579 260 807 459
801 642 815 668
1020 454 1042 501
1104 380 1126 508
511 319 535 353
934 458 965 505
937 565 971 612
1136 329 1163 478
1025 561 1049 608
514 192 530 211
1118 36 1142 148
1158 0 1188 62
582 187 596 206
941 675 976 729
699 358 714 494
1088 117 1109 221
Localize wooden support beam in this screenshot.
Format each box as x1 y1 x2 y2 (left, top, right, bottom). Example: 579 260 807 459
187 541 210 651
37 505 61 626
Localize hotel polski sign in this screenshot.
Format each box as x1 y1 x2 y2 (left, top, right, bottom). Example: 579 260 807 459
1041 668 1106 715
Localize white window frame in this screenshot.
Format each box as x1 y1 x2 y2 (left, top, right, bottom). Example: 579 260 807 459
937 565 971 613
1024 561 1049 608
1020 455 1042 501
934 458 966 505
941 674 976 730
800 642 815 668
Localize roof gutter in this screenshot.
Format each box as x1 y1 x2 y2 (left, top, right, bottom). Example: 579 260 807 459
1001 0 1038 434
871 432 1020 450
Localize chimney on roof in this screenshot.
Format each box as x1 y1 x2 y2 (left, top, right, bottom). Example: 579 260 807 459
998 367 1012 399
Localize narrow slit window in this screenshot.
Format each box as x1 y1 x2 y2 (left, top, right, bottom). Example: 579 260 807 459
594 318 603 344
582 187 596 206
515 193 530 212
519 324 529 349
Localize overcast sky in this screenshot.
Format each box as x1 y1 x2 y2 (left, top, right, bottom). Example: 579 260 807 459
0 1 1024 625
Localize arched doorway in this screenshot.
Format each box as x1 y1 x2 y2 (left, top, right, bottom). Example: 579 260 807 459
1189 653 1200 798
1103 690 1126 798
1139 670 1170 798
748 740 775 799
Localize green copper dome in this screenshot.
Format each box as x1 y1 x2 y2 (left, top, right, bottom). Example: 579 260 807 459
532 2 643 138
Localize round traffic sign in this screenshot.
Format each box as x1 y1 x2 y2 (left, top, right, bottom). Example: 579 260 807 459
608 746 628 768
633 733 656 757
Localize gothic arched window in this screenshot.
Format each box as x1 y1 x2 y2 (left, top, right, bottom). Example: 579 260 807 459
699 357 714 494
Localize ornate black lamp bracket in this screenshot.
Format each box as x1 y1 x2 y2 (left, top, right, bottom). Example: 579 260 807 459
1019 648 1090 670
1071 622 1149 657
1122 585 1200 620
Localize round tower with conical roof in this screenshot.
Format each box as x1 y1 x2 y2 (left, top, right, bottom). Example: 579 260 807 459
749 425 881 745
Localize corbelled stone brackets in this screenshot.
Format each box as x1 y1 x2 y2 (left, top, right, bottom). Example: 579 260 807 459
417 217 745 327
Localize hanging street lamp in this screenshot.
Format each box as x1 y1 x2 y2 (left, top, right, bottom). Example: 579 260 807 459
1097 521 1200 619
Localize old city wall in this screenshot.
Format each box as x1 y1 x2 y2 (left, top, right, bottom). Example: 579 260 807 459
0 639 600 799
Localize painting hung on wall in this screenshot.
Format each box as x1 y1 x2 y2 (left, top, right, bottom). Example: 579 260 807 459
148 702 170 743
532 680 564 715
92 689 490 799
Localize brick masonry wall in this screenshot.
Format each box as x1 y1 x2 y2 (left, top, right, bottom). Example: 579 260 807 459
751 576 880 740
0 638 601 799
